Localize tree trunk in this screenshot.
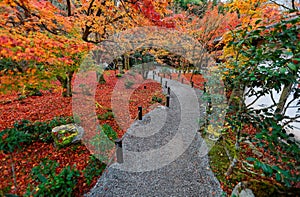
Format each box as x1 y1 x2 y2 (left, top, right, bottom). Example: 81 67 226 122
275 82 293 115
66 71 73 97
228 83 245 110
124 54 129 70
56 71 74 97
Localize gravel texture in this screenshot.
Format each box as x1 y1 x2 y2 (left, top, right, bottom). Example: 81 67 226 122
85 71 223 197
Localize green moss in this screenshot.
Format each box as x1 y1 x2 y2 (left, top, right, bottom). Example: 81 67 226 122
52 129 78 149
208 139 230 180
208 136 248 194
208 137 300 196
248 180 300 197
58 129 67 134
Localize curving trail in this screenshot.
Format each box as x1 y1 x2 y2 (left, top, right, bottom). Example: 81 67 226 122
85 70 223 197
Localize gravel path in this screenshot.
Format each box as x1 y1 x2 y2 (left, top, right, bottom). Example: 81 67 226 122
85 70 223 197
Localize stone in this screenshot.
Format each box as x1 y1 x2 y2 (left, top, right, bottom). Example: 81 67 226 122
231 182 255 197
240 189 255 197
52 124 84 148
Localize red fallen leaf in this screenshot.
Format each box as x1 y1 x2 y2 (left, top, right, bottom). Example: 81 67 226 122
3 169 9 175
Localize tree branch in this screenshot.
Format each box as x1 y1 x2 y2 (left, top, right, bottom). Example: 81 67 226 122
269 0 294 11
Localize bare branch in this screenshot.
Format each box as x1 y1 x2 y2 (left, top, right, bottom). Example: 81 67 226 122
269 0 295 11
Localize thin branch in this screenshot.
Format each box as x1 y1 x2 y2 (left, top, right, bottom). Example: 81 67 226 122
269 0 294 11
282 94 297 115
87 0 96 15
282 115 300 127
245 93 263 108
13 0 62 35
120 0 138 25
270 90 277 106
241 161 259 175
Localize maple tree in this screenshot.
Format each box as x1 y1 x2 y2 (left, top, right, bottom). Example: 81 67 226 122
0 0 182 97
0 0 92 96
1 0 299 195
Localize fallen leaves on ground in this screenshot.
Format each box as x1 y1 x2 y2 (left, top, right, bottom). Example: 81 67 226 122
0 70 166 196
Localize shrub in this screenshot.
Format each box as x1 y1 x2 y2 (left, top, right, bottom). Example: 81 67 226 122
11 117 75 143
83 155 106 186
89 125 117 162
151 96 163 103
102 124 118 140
97 111 114 120
0 128 32 154
25 158 80 197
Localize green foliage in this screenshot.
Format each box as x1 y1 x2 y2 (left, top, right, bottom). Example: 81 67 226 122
151 95 163 103
0 186 12 197
0 58 54 93
116 73 123 78
0 128 31 154
10 117 74 143
247 157 300 187
83 155 106 186
174 0 206 9
132 51 154 65
102 124 118 141
224 16 300 187
0 58 17 72
89 125 116 162
97 111 115 120
224 17 300 91
25 158 80 197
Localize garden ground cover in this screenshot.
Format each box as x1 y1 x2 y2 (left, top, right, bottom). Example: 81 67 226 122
0 70 166 196
1 70 298 196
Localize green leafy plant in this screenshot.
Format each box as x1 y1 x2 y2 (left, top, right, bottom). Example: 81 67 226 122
83 155 106 186
97 111 115 120
89 125 116 162
0 128 32 191
151 95 163 103
0 117 73 193
102 124 118 140
223 16 300 187
246 157 300 187
25 158 80 197
11 116 74 143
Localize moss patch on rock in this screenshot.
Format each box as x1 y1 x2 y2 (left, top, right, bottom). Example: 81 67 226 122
52 124 83 149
